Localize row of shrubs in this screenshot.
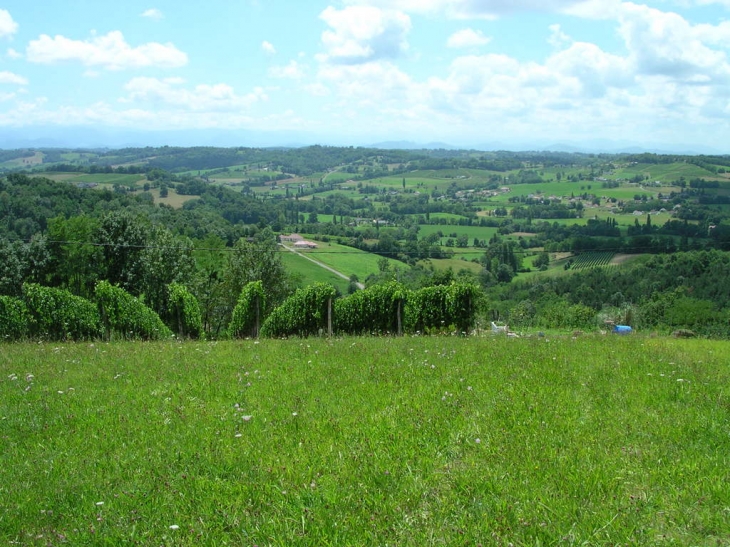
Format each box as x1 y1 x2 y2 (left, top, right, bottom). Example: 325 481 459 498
0 282 201 342
1 280 480 341
254 281 480 338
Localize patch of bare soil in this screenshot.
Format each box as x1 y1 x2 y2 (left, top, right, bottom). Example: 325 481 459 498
610 253 638 265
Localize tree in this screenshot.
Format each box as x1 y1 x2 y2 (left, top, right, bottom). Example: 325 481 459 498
47 215 100 298
141 226 196 317
220 228 290 334
96 211 149 294
0 236 51 297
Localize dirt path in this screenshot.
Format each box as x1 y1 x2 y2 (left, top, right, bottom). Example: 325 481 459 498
281 244 365 290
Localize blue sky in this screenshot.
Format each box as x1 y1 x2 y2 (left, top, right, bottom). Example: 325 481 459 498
2 0 730 150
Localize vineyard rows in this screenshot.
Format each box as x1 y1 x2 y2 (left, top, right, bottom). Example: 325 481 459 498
570 252 615 270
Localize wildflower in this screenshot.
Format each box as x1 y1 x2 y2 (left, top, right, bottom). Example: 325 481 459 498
95 502 104 506
475 438 481 444
242 415 252 421
292 412 298 417
235 433 242 438
169 525 180 530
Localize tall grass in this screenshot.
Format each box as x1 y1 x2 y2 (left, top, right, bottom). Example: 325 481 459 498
1 336 728 545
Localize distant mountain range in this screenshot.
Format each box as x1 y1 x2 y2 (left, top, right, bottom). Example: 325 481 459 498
0 126 725 155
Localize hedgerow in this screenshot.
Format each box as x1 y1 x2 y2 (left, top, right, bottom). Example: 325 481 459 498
22 283 102 341
261 283 337 338
334 281 408 335
168 283 203 339
95 281 172 340
405 283 480 334
0 295 30 341
228 281 265 339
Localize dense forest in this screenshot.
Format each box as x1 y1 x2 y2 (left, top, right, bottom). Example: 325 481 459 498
2 146 730 339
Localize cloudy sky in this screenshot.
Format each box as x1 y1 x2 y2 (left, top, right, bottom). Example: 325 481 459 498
1 0 730 150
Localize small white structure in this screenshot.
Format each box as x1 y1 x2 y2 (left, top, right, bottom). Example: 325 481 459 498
294 240 318 249
491 321 509 334
281 233 304 243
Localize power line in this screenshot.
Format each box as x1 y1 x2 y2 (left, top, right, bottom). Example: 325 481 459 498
0 236 718 257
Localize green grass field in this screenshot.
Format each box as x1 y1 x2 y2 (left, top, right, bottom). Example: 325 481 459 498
0 151 44 168
1 336 728 545
611 162 726 183
281 250 351 294
418 224 500 245
291 239 403 281
44 172 147 186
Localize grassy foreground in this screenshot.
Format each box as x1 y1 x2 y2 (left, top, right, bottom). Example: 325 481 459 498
1 336 728 546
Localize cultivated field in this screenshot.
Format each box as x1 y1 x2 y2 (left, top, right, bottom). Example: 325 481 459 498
1 336 728 546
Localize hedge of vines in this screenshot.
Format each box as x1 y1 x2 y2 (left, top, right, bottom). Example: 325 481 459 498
334 281 407 335
260 282 337 338
259 282 479 338
228 281 265 339
168 282 203 339
405 283 480 334
0 295 30 341
23 283 102 341
95 281 172 340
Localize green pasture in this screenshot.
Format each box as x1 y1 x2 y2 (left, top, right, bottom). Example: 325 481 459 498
426 212 470 222
0 151 44 168
424 257 483 273
280 250 351 294
140 188 200 209
611 162 724 183
43 172 147 186
417 224 499 245
1 337 728 546
285 238 402 281
321 171 355 183
180 164 250 177
488 181 582 201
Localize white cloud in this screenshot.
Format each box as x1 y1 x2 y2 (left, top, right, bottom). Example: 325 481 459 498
548 24 572 49
0 71 27 85
141 8 164 20
318 61 415 105
343 0 616 19
268 60 307 79
122 77 267 111
547 41 632 96
618 3 730 82
261 41 276 55
304 82 330 96
447 28 491 48
0 9 18 39
6 47 21 59
26 31 188 70
318 6 411 64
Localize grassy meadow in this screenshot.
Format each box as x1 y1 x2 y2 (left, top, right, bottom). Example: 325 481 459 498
1 336 728 546
281 251 351 294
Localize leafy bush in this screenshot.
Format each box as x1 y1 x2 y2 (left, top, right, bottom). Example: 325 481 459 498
22 283 101 341
95 281 172 340
228 281 265 339
0 296 30 341
406 283 480 334
334 282 408 335
168 283 203 339
261 283 337 338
